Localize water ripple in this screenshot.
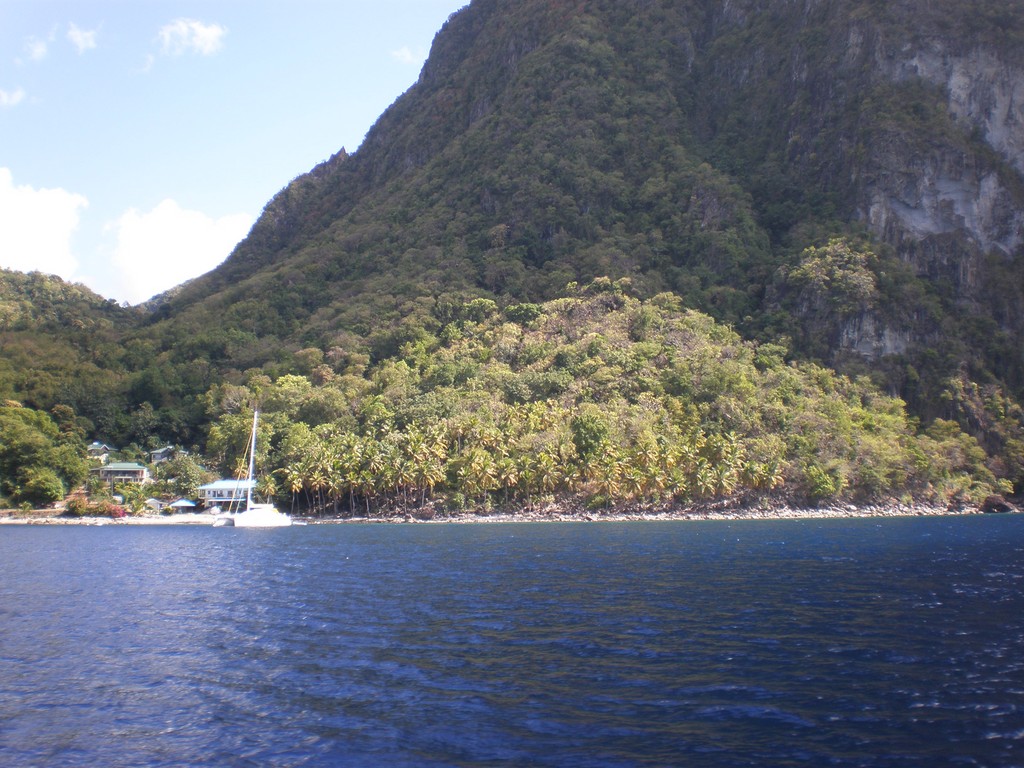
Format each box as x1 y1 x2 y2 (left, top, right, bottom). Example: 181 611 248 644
0 518 1023 766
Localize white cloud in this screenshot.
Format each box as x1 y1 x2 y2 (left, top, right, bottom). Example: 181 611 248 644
0 88 25 108
25 36 48 62
157 19 227 57
108 200 251 304
391 46 422 65
0 168 87 280
67 23 99 54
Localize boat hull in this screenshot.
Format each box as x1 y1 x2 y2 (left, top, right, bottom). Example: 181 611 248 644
215 504 292 528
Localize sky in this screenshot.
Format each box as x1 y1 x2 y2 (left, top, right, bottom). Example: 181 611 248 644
0 0 468 304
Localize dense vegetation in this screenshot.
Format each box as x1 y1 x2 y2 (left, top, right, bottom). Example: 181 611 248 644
0 0 1021 510
198 282 999 516
0 403 89 507
0 271 141 433
0 279 1002 513
135 0 1022 490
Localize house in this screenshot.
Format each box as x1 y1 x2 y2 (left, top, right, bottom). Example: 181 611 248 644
198 479 255 509
94 462 150 485
88 441 116 465
149 445 178 464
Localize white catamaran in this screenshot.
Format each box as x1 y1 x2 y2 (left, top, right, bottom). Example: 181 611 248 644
213 410 291 528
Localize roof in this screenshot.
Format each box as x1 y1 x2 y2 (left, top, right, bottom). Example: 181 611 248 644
103 462 148 471
199 479 256 491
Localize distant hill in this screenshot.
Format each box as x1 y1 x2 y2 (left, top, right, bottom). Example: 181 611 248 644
2 0 1022 494
0 270 139 438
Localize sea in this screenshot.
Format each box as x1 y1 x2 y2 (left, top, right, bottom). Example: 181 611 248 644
1 516 1022 767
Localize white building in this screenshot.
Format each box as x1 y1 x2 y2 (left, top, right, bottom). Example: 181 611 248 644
198 479 255 509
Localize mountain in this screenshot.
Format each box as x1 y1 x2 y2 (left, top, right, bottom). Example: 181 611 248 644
1 0 1021 502
160 1 1024 321
136 0 1023 485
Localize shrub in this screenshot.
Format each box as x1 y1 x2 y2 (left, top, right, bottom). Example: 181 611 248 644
506 303 543 325
89 500 128 518
802 462 845 504
64 496 89 517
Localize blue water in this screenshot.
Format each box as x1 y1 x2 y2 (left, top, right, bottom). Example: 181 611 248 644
1 517 1023 767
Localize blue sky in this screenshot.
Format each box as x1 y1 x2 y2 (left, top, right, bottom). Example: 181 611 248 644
0 1 467 304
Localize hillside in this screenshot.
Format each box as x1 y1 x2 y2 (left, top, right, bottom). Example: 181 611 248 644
156 0 1024 339
137 0 1024 488
0 271 140 436
201 283 998 514
0 0 1020 498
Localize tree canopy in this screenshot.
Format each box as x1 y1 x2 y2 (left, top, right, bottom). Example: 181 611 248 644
197 283 1000 517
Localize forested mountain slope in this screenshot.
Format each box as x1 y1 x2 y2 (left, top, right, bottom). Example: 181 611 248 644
139 0 1023 485
0 271 141 437
158 0 1023 346
2 0 1021 500
201 283 998 514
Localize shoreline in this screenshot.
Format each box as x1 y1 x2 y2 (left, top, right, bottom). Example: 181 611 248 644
0 499 1009 526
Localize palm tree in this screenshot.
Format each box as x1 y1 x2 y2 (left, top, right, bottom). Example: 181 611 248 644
307 460 328 512
319 441 347 516
495 456 519 504
535 449 562 497
256 474 278 505
280 462 306 512
691 458 716 499
592 451 624 504
515 451 538 508
457 446 498 504
621 464 646 501
359 437 386 513
340 434 366 514
393 456 416 508
115 482 149 516
711 463 738 496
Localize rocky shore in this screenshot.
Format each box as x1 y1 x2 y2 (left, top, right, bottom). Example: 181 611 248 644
3 495 1014 526
318 498 991 524
0 511 219 525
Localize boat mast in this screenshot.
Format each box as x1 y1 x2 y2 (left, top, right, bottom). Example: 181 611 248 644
247 409 259 508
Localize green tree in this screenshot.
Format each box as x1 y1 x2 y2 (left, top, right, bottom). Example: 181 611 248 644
20 467 65 506
116 482 150 516
157 454 213 500
0 404 88 506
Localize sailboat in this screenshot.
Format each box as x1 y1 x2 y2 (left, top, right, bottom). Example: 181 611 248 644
213 410 291 528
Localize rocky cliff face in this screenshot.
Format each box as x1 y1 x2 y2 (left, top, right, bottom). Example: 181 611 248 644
864 36 1024 301
687 0 1024 366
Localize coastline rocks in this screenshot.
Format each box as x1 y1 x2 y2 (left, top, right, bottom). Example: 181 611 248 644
2 496 1011 525
981 495 1018 514
308 498 979 524
0 512 218 525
